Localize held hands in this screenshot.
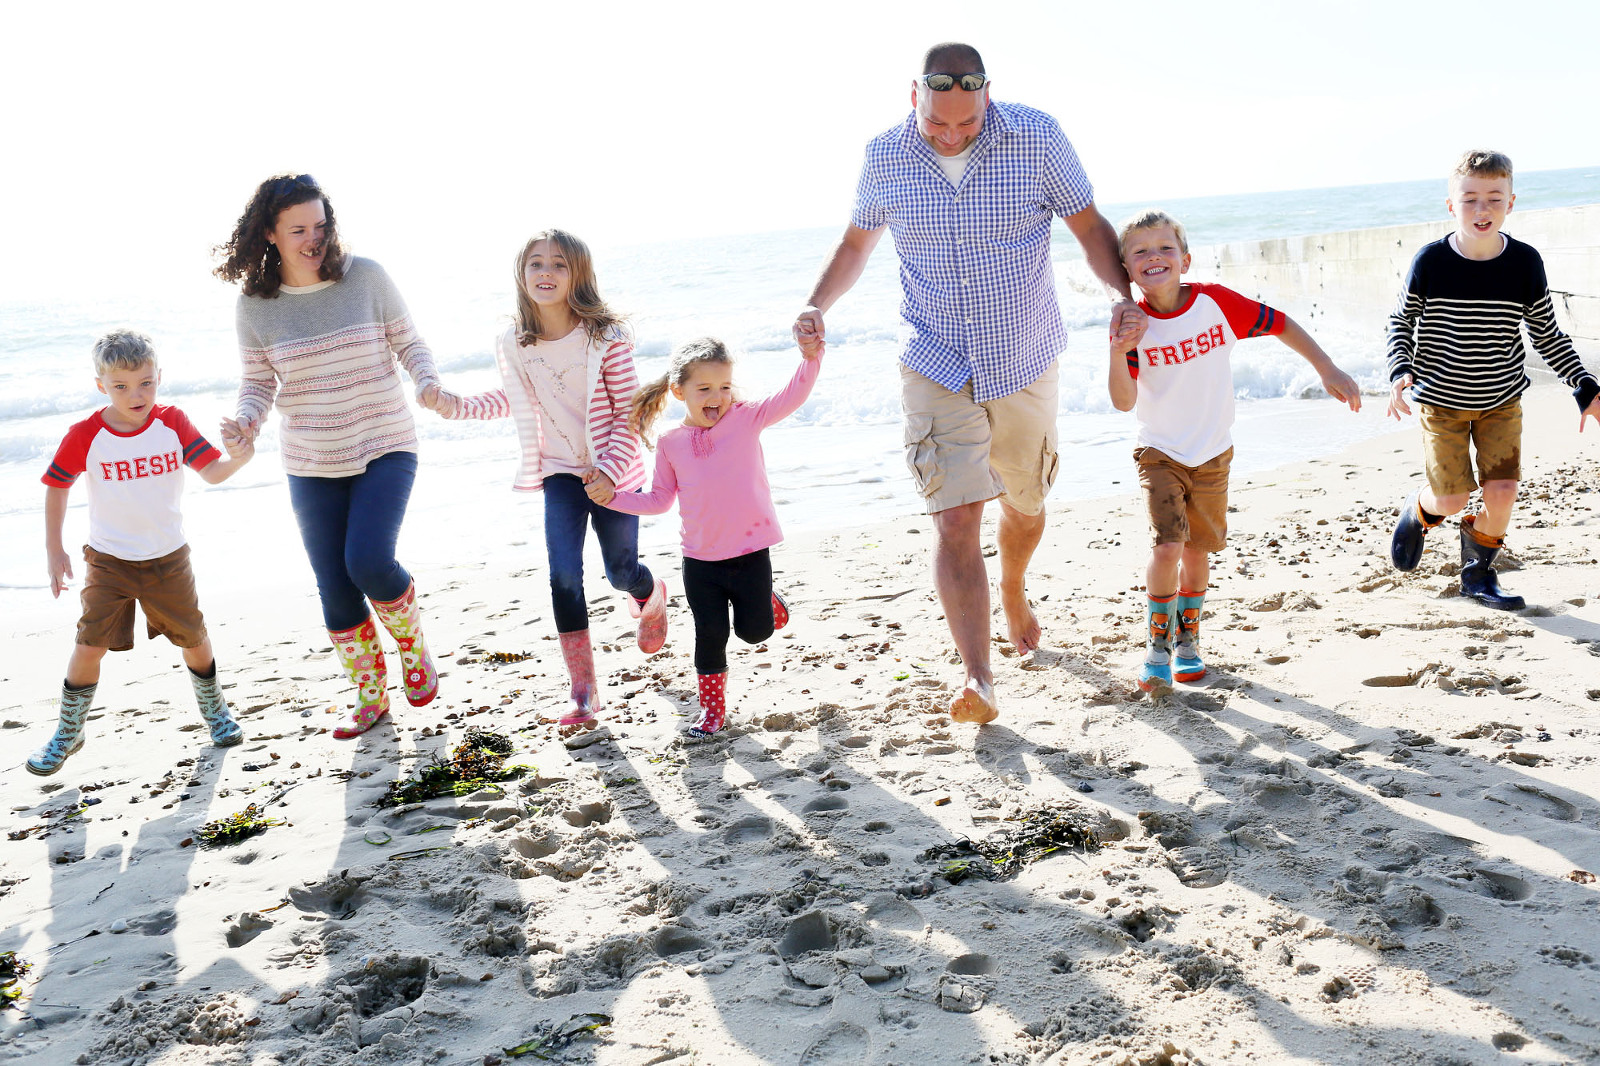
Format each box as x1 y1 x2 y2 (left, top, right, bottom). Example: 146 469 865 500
48 547 71 599
1582 397 1600 433
417 383 448 414
582 469 616 505
1321 367 1363 412
1387 374 1414 421
222 430 255 461
1109 299 1148 350
793 306 826 360
220 415 259 448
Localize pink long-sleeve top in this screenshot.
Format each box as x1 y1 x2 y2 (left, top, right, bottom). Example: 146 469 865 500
606 356 821 561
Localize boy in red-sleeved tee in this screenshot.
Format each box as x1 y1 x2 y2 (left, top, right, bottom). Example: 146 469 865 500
1107 211 1362 692
30 330 253 776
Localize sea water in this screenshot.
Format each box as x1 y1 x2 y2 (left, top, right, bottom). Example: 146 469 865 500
0 166 1594 598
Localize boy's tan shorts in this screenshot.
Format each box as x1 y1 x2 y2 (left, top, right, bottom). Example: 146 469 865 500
1135 446 1232 553
1418 399 1522 497
77 544 207 651
899 361 1059 516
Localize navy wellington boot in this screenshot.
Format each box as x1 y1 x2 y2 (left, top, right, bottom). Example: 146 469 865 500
1459 517 1524 611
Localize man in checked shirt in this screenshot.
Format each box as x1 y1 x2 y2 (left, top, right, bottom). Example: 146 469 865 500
794 41 1145 725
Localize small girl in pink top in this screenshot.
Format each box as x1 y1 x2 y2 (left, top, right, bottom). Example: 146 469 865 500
591 337 821 738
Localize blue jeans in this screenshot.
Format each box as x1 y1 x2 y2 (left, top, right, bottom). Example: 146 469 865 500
287 451 417 631
543 474 654 633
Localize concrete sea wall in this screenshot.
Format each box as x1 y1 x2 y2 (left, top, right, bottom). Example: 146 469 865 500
1194 204 1600 348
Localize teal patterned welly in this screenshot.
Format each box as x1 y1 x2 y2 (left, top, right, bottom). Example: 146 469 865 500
26 681 96 776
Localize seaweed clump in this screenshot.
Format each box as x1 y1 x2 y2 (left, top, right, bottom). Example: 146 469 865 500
504 1012 611 1058
198 803 286 847
0 952 30 1010
378 728 531 808
920 802 1101 883
457 650 536 665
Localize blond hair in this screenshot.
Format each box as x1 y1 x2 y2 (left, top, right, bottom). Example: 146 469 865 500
92 329 157 375
1452 148 1513 183
630 337 735 449
1117 209 1188 255
511 229 624 346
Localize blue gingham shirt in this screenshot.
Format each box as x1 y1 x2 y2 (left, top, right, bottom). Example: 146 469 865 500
852 100 1094 402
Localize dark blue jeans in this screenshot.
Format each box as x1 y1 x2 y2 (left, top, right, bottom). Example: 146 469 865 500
287 451 417 631
543 473 654 633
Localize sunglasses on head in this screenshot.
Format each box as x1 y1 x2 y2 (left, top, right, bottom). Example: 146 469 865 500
919 72 988 92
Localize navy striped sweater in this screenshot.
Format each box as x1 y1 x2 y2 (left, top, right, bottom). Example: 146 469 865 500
1386 234 1597 411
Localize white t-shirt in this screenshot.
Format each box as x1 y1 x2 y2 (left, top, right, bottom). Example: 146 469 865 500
42 405 220 561
515 326 592 476
1126 283 1285 467
934 143 974 187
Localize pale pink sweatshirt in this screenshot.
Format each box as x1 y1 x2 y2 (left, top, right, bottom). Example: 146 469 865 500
605 356 821 561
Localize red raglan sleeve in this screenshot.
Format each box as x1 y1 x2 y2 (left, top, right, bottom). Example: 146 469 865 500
164 406 222 470
1199 283 1285 340
42 420 94 488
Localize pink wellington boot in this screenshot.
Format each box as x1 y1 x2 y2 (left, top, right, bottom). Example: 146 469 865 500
372 582 439 706
629 578 669 654
687 671 728 740
558 629 602 732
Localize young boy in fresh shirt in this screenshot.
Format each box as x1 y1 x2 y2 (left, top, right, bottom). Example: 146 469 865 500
30 329 253 776
1107 210 1362 692
1386 149 1600 610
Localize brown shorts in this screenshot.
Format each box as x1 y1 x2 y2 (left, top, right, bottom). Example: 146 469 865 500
1418 400 1522 497
77 544 208 651
1135 446 1232 553
900 361 1060 516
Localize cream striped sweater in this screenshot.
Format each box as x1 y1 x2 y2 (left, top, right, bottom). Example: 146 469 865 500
234 257 441 477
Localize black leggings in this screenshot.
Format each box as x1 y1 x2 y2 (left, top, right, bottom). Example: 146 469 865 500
682 549 774 674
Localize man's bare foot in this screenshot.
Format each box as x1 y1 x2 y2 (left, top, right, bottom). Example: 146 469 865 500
1001 588 1042 654
949 678 999 724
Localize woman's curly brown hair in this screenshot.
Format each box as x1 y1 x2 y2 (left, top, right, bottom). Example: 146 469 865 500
213 173 346 298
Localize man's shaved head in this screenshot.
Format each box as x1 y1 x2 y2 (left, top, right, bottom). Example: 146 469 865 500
922 42 984 75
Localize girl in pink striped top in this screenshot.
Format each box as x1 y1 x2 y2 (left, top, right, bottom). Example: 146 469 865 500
593 337 821 739
439 231 667 741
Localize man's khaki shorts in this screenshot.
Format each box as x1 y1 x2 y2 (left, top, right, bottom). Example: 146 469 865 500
899 362 1059 516
77 544 208 651
1134 446 1233 553
1418 399 1522 497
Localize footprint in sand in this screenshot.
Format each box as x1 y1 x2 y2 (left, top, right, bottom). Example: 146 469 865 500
560 801 612 828
288 873 369 919
778 911 836 956
799 1022 871 1065
802 795 849 815
723 815 774 845
860 851 890 867
652 927 711 957
946 953 999 976
224 912 275 948
1466 868 1533 902
129 909 178 936
1362 671 1422 687
1167 845 1229 889
1483 782 1581 822
862 820 894 834
864 894 923 931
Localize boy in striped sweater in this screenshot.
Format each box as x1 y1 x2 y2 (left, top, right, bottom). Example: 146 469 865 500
1387 149 1600 610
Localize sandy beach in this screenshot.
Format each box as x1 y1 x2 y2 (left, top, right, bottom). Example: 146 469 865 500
3 379 1599 1065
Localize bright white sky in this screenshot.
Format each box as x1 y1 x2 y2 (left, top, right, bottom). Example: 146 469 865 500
3 0 1596 299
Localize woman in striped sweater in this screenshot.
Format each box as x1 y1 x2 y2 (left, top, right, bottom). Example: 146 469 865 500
215 173 448 739
438 230 668 739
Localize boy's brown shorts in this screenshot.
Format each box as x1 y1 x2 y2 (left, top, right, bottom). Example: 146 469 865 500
1135 446 1232 553
77 544 207 651
1418 399 1522 497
